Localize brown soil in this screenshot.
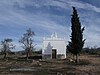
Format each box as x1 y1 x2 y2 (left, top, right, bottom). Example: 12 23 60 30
0 54 100 75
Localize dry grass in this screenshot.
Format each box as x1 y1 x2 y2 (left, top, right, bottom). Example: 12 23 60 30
0 54 100 75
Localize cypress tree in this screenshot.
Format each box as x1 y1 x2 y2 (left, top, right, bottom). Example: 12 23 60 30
67 7 85 63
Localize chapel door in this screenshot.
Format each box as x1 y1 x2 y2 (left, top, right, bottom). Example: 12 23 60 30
52 49 57 59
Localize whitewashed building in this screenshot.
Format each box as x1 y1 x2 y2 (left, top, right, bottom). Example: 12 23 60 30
42 33 66 59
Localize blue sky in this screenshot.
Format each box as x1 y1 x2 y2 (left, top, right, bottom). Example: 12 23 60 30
0 0 100 51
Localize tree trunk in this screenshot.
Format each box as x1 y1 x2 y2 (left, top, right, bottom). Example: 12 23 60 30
4 49 7 59
75 54 79 63
29 48 32 56
4 52 6 59
26 49 29 60
73 54 75 60
27 53 28 60
26 52 28 60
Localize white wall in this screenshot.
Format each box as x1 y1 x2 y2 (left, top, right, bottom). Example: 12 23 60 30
42 40 66 58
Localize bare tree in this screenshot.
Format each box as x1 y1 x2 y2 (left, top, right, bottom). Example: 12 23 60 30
19 28 35 60
1 38 15 59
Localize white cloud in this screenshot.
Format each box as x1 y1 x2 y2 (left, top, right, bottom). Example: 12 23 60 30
1 0 100 13
67 1 100 13
0 0 100 48
83 20 100 47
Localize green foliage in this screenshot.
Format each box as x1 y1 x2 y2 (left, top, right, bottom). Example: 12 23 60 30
67 7 85 55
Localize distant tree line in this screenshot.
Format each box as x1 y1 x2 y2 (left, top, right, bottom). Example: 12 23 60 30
82 47 100 55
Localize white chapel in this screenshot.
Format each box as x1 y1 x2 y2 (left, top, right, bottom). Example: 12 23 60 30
42 33 66 59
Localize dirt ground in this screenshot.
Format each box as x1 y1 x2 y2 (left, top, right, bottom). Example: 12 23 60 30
0 54 100 75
